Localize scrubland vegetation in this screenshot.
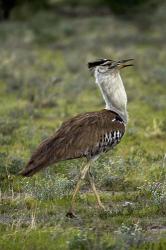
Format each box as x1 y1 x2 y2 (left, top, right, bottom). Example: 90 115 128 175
0 2 166 249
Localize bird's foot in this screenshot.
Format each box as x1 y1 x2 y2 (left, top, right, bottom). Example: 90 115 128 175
66 209 77 218
108 201 114 208
98 203 106 211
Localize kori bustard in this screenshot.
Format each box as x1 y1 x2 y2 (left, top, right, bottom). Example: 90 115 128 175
20 58 134 217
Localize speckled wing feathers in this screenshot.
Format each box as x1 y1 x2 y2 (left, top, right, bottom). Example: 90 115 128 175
20 110 125 176
52 110 125 159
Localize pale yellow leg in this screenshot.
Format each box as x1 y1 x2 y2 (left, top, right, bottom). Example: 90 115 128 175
88 169 105 210
66 161 91 217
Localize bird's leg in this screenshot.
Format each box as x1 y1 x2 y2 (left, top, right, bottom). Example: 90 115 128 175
66 160 91 218
88 168 105 210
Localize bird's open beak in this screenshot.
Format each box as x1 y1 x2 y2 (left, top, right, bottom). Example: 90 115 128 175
117 59 134 69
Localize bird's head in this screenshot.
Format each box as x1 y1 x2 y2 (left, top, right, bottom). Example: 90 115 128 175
88 58 134 84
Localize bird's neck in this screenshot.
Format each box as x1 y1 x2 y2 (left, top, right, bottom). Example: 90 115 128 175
96 72 128 123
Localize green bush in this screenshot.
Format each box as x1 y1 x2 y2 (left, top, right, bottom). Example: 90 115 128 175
57 0 162 15
1 0 162 20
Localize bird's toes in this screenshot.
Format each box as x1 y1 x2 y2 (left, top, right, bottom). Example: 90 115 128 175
108 202 114 208
97 203 106 211
66 210 77 218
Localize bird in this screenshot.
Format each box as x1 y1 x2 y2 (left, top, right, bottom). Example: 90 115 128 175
20 58 134 217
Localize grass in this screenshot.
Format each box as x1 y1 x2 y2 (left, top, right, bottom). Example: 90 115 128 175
0 4 166 249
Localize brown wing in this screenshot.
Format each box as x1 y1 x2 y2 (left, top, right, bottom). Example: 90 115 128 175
55 110 125 159
20 110 125 176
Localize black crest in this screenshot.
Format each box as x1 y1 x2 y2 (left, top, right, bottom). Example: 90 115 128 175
88 59 113 69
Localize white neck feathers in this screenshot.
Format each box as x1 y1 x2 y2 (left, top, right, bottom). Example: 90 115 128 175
95 70 128 123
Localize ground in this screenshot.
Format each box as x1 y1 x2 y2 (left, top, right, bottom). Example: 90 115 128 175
0 5 166 250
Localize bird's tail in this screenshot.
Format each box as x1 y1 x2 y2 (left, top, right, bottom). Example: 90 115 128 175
19 137 56 177
19 159 47 177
